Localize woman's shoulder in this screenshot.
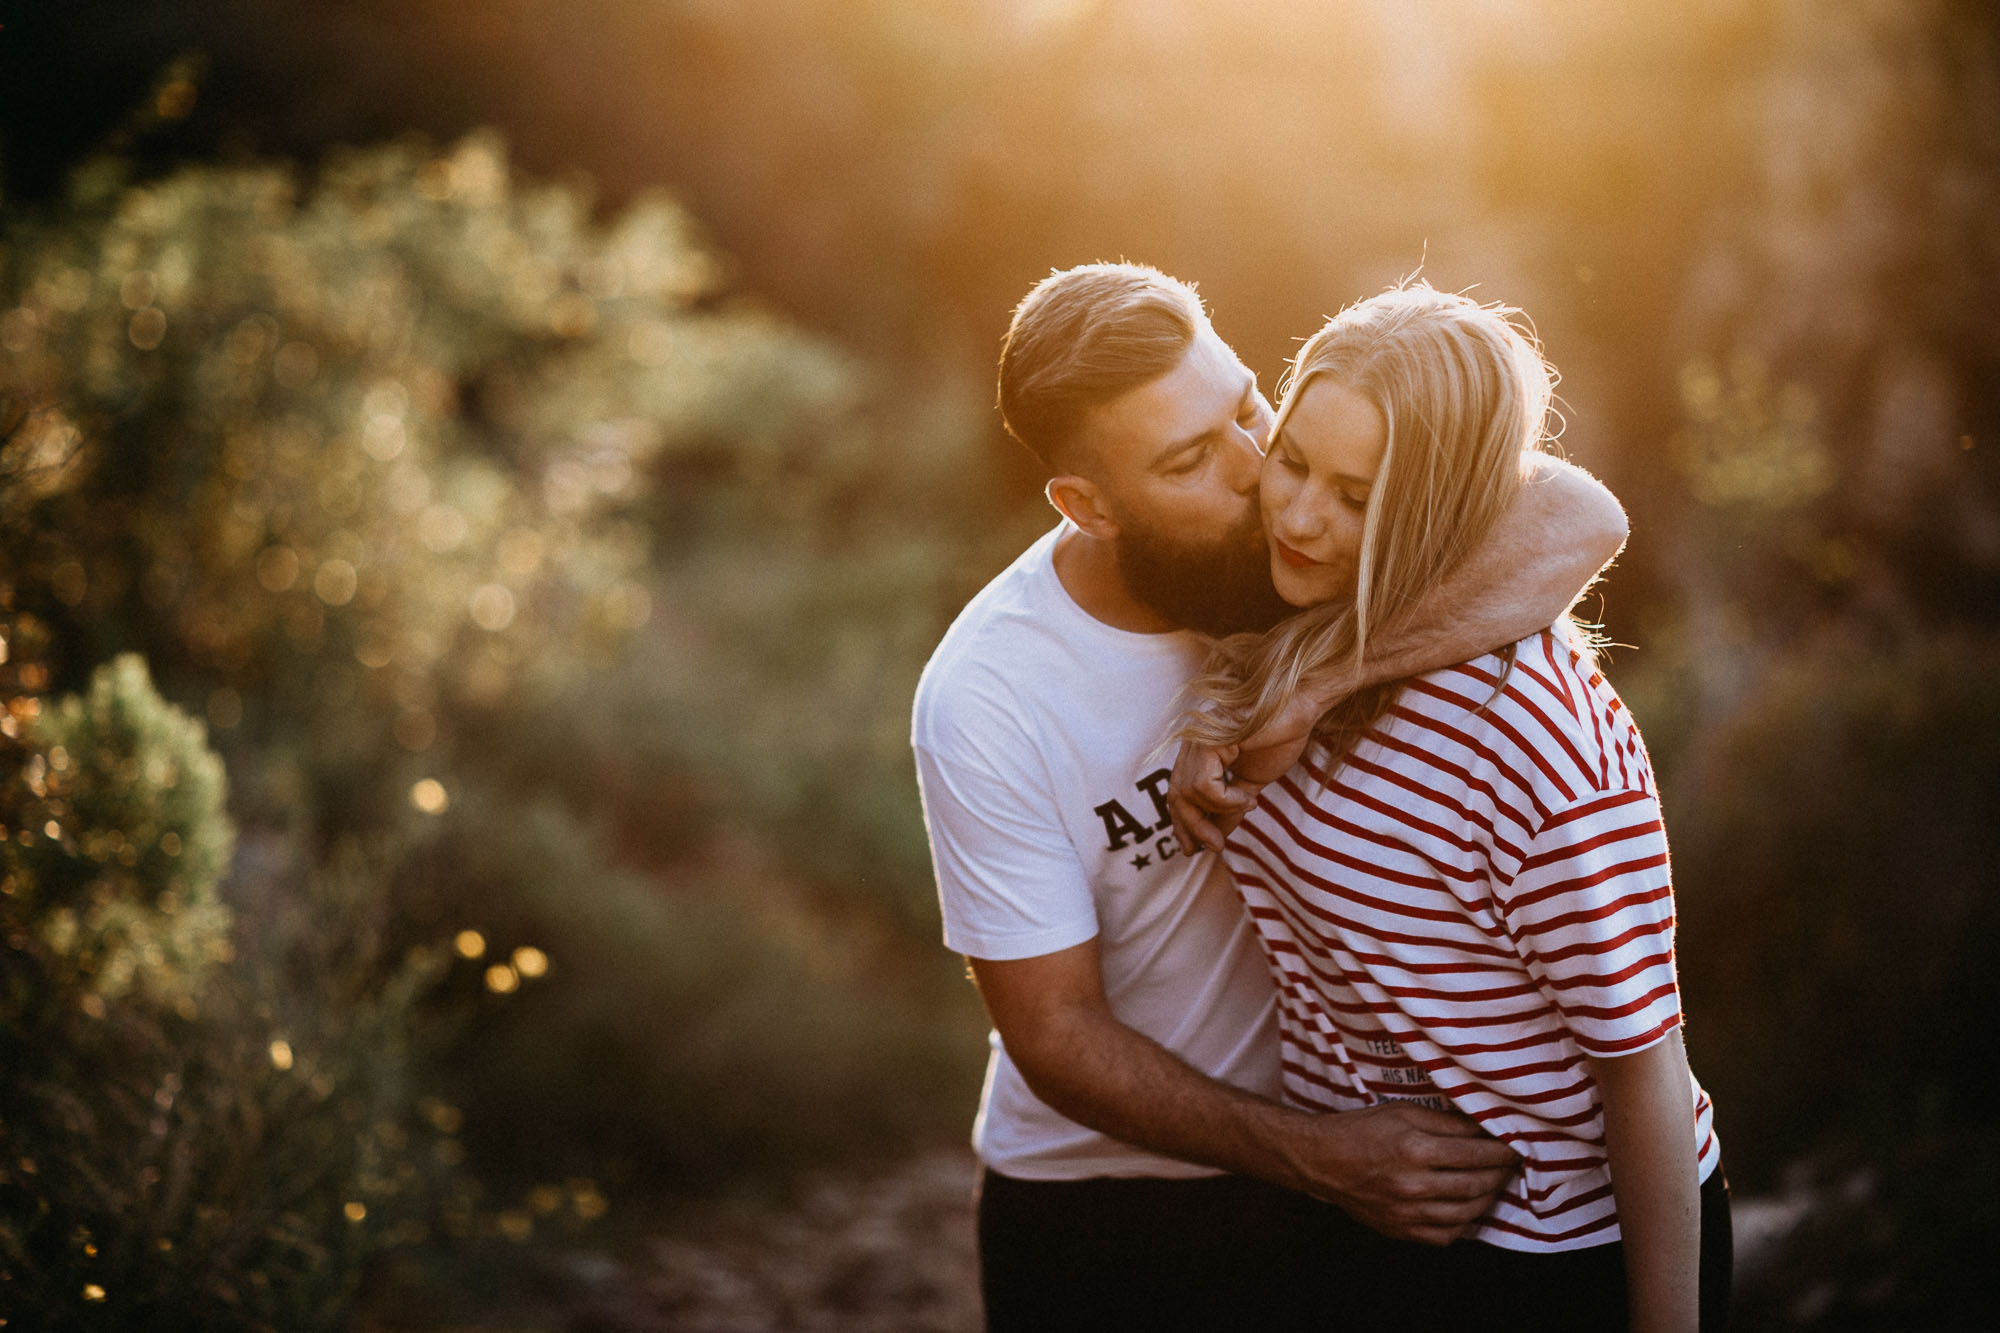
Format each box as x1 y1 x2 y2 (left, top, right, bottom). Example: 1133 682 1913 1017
1398 627 1645 796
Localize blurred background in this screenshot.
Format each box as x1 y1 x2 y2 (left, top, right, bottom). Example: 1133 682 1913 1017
2 0 1995 1328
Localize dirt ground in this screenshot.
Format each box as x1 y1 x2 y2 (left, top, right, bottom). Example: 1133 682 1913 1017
560 1148 984 1333
371 1149 1832 1332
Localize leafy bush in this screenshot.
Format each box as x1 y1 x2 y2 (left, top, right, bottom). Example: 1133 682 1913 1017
402 791 980 1196
0 649 457 1330
1 129 997 1320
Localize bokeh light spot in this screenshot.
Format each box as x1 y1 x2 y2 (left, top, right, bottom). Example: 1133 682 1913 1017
128 307 168 350
496 526 544 575
155 78 197 120
570 1180 608 1222
468 583 516 631
51 560 88 607
418 503 468 553
255 545 300 592
313 558 359 606
410 778 449 815
120 271 157 310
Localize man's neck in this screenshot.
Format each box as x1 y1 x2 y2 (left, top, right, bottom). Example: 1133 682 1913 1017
1052 528 1179 635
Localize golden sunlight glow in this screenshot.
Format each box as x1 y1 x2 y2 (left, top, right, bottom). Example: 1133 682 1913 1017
484 963 520 994
511 945 548 978
269 1038 294 1071
410 778 449 815
454 929 486 959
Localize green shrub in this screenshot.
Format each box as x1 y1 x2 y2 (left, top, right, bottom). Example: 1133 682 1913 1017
0 650 459 1330
2 129 999 1295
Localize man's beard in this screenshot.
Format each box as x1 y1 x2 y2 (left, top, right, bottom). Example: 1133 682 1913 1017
1114 506 1297 638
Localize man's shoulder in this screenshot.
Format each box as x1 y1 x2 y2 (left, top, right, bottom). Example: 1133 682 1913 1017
913 528 1067 741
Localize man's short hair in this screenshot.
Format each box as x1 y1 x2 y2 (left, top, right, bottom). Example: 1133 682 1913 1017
997 262 1207 472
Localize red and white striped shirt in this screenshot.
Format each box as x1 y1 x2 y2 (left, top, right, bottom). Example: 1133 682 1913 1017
1224 628 1720 1253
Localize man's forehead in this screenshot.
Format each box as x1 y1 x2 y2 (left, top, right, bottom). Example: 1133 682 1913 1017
1081 324 1248 462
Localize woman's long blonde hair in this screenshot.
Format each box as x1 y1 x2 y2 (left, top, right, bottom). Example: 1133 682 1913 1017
1182 282 1556 757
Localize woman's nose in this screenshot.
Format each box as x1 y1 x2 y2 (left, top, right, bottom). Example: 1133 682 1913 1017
1275 493 1321 543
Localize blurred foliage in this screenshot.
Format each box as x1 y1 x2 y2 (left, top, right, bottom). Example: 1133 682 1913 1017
2 128 1002 1323
3 653 233 1018
0 649 454 1330
401 791 977 1194
1636 633 2000 1170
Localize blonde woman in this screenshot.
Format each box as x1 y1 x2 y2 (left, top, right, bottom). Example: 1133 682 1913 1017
1176 284 1730 1331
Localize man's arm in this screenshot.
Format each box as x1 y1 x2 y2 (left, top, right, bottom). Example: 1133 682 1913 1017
1355 451 1626 684
971 938 1517 1246
1170 454 1626 852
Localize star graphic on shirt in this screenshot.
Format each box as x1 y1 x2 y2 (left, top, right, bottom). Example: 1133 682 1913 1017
1130 852 1151 871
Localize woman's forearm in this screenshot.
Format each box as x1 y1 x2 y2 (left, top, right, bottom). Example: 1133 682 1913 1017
1592 1029 1701 1333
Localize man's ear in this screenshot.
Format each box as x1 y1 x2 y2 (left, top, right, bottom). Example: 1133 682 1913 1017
1045 474 1120 540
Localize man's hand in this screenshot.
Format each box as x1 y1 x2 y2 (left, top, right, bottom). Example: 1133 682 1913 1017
1284 1101 1519 1246
970 942 1515 1246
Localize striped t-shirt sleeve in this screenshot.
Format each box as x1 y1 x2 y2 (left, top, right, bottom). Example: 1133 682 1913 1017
1498 785 1681 1058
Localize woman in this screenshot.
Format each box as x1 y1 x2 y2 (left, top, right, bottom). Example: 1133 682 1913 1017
1179 283 1730 1331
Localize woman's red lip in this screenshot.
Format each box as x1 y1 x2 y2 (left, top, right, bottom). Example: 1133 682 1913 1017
1274 540 1319 569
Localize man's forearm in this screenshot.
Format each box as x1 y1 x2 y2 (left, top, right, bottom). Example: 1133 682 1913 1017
1005 996 1519 1245
1009 997 1321 1193
971 943 1518 1241
1351 453 1627 691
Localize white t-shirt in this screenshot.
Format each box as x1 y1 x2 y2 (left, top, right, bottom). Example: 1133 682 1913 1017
911 523 1281 1180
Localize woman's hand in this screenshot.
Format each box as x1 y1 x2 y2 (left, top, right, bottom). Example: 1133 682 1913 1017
1167 740 1250 856
1167 689 1326 854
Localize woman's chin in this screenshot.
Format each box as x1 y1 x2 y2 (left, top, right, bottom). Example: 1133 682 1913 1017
1269 560 1331 609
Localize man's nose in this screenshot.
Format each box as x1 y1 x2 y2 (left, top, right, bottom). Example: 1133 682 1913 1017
1245 395 1275 452
1222 425 1263 493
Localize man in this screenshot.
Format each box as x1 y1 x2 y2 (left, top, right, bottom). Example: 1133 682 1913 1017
911 263 1627 1328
